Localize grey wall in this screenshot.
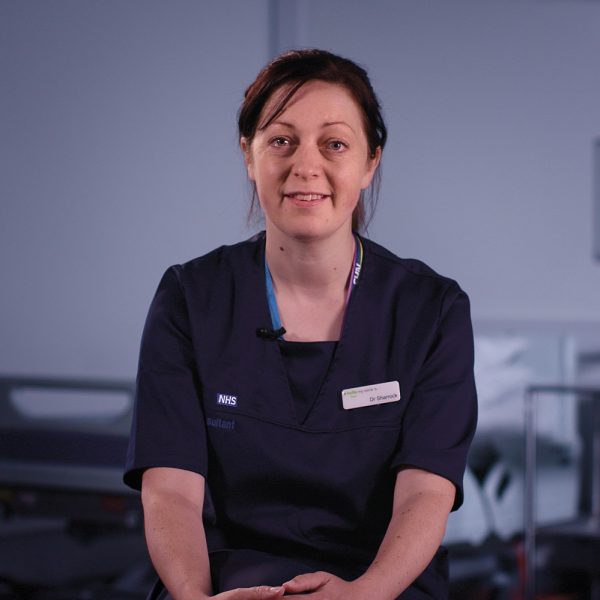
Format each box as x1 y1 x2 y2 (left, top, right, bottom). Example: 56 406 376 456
294 0 600 326
2 0 600 380
1 0 269 378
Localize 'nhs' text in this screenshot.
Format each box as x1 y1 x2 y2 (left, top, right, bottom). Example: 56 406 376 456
217 394 238 407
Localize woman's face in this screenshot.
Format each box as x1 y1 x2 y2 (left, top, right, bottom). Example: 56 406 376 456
241 80 380 242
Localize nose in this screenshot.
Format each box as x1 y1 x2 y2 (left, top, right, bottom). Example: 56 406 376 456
292 144 321 179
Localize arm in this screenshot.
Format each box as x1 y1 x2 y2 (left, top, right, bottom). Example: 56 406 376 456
142 467 285 600
142 467 212 600
354 467 455 598
283 468 455 599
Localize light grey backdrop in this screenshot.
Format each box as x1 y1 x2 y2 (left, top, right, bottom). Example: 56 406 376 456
2 0 599 380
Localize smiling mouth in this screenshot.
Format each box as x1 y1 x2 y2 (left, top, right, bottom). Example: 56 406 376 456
284 193 330 202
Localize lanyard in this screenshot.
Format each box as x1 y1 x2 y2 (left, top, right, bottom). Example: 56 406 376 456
265 234 364 339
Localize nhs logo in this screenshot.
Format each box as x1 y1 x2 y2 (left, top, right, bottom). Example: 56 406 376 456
217 393 238 408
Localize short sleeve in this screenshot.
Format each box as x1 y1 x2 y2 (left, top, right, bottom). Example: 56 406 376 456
123 266 208 490
391 283 478 510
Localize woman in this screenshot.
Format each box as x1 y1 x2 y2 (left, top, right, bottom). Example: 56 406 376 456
125 49 477 600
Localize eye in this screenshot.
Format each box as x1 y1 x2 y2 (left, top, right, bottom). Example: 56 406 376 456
327 140 348 152
269 136 290 148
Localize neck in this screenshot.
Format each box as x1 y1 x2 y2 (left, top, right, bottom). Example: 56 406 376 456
265 227 356 293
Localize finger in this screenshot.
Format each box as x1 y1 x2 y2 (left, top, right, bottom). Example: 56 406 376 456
283 571 330 593
253 586 284 599
222 585 284 599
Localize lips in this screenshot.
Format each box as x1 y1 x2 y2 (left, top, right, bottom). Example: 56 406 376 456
284 192 330 202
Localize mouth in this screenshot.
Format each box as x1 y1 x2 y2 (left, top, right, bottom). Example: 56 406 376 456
284 192 331 203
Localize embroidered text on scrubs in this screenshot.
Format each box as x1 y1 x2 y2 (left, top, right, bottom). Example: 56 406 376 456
217 393 238 407
206 417 236 430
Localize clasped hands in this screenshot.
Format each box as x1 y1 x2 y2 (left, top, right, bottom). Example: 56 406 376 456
210 571 372 599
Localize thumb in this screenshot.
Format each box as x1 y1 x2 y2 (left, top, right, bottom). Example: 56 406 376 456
283 572 330 593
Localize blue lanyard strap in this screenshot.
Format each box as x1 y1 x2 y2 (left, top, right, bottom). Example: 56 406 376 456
264 234 363 339
265 257 284 334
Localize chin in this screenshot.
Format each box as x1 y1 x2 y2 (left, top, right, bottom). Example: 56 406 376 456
276 221 351 243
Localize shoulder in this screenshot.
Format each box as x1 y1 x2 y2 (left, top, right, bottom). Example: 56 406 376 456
151 234 264 319
361 237 466 308
165 233 264 285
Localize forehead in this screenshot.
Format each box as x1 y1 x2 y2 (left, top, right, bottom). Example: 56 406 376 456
260 80 365 129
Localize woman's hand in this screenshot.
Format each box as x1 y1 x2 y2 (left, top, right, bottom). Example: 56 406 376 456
208 586 284 599
282 572 369 599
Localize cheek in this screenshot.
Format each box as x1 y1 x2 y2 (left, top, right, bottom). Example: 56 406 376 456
257 161 286 188
338 165 371 199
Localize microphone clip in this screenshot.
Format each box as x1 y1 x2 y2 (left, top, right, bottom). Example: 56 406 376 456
256 326 286 340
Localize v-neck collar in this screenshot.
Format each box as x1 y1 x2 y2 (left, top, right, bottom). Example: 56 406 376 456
264 233 363 342
257 233 367 426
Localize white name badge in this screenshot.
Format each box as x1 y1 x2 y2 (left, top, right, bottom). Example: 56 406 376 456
342 381 401 410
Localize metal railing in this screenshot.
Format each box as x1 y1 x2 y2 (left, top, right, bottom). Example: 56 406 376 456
523 384 600 600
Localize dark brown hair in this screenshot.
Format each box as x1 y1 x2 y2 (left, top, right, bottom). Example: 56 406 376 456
238 49 387 231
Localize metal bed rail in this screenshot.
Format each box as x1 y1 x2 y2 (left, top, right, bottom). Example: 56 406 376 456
524 384 600 600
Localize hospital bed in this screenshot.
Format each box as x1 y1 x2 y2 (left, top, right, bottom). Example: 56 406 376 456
0 375 152 598
442 332 584 598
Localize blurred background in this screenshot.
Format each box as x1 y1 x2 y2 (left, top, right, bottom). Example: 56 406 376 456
1 0 599 598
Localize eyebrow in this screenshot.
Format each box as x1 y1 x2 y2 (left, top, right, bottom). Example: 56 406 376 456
270 120 355 132
323 121 354 130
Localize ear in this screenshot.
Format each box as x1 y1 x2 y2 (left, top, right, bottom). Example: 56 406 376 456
360 146 382 190
240 137 255 181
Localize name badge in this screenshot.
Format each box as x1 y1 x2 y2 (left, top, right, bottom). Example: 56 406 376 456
342 381 401 410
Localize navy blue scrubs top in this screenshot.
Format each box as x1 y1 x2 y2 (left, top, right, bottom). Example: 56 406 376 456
124 233 477 598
